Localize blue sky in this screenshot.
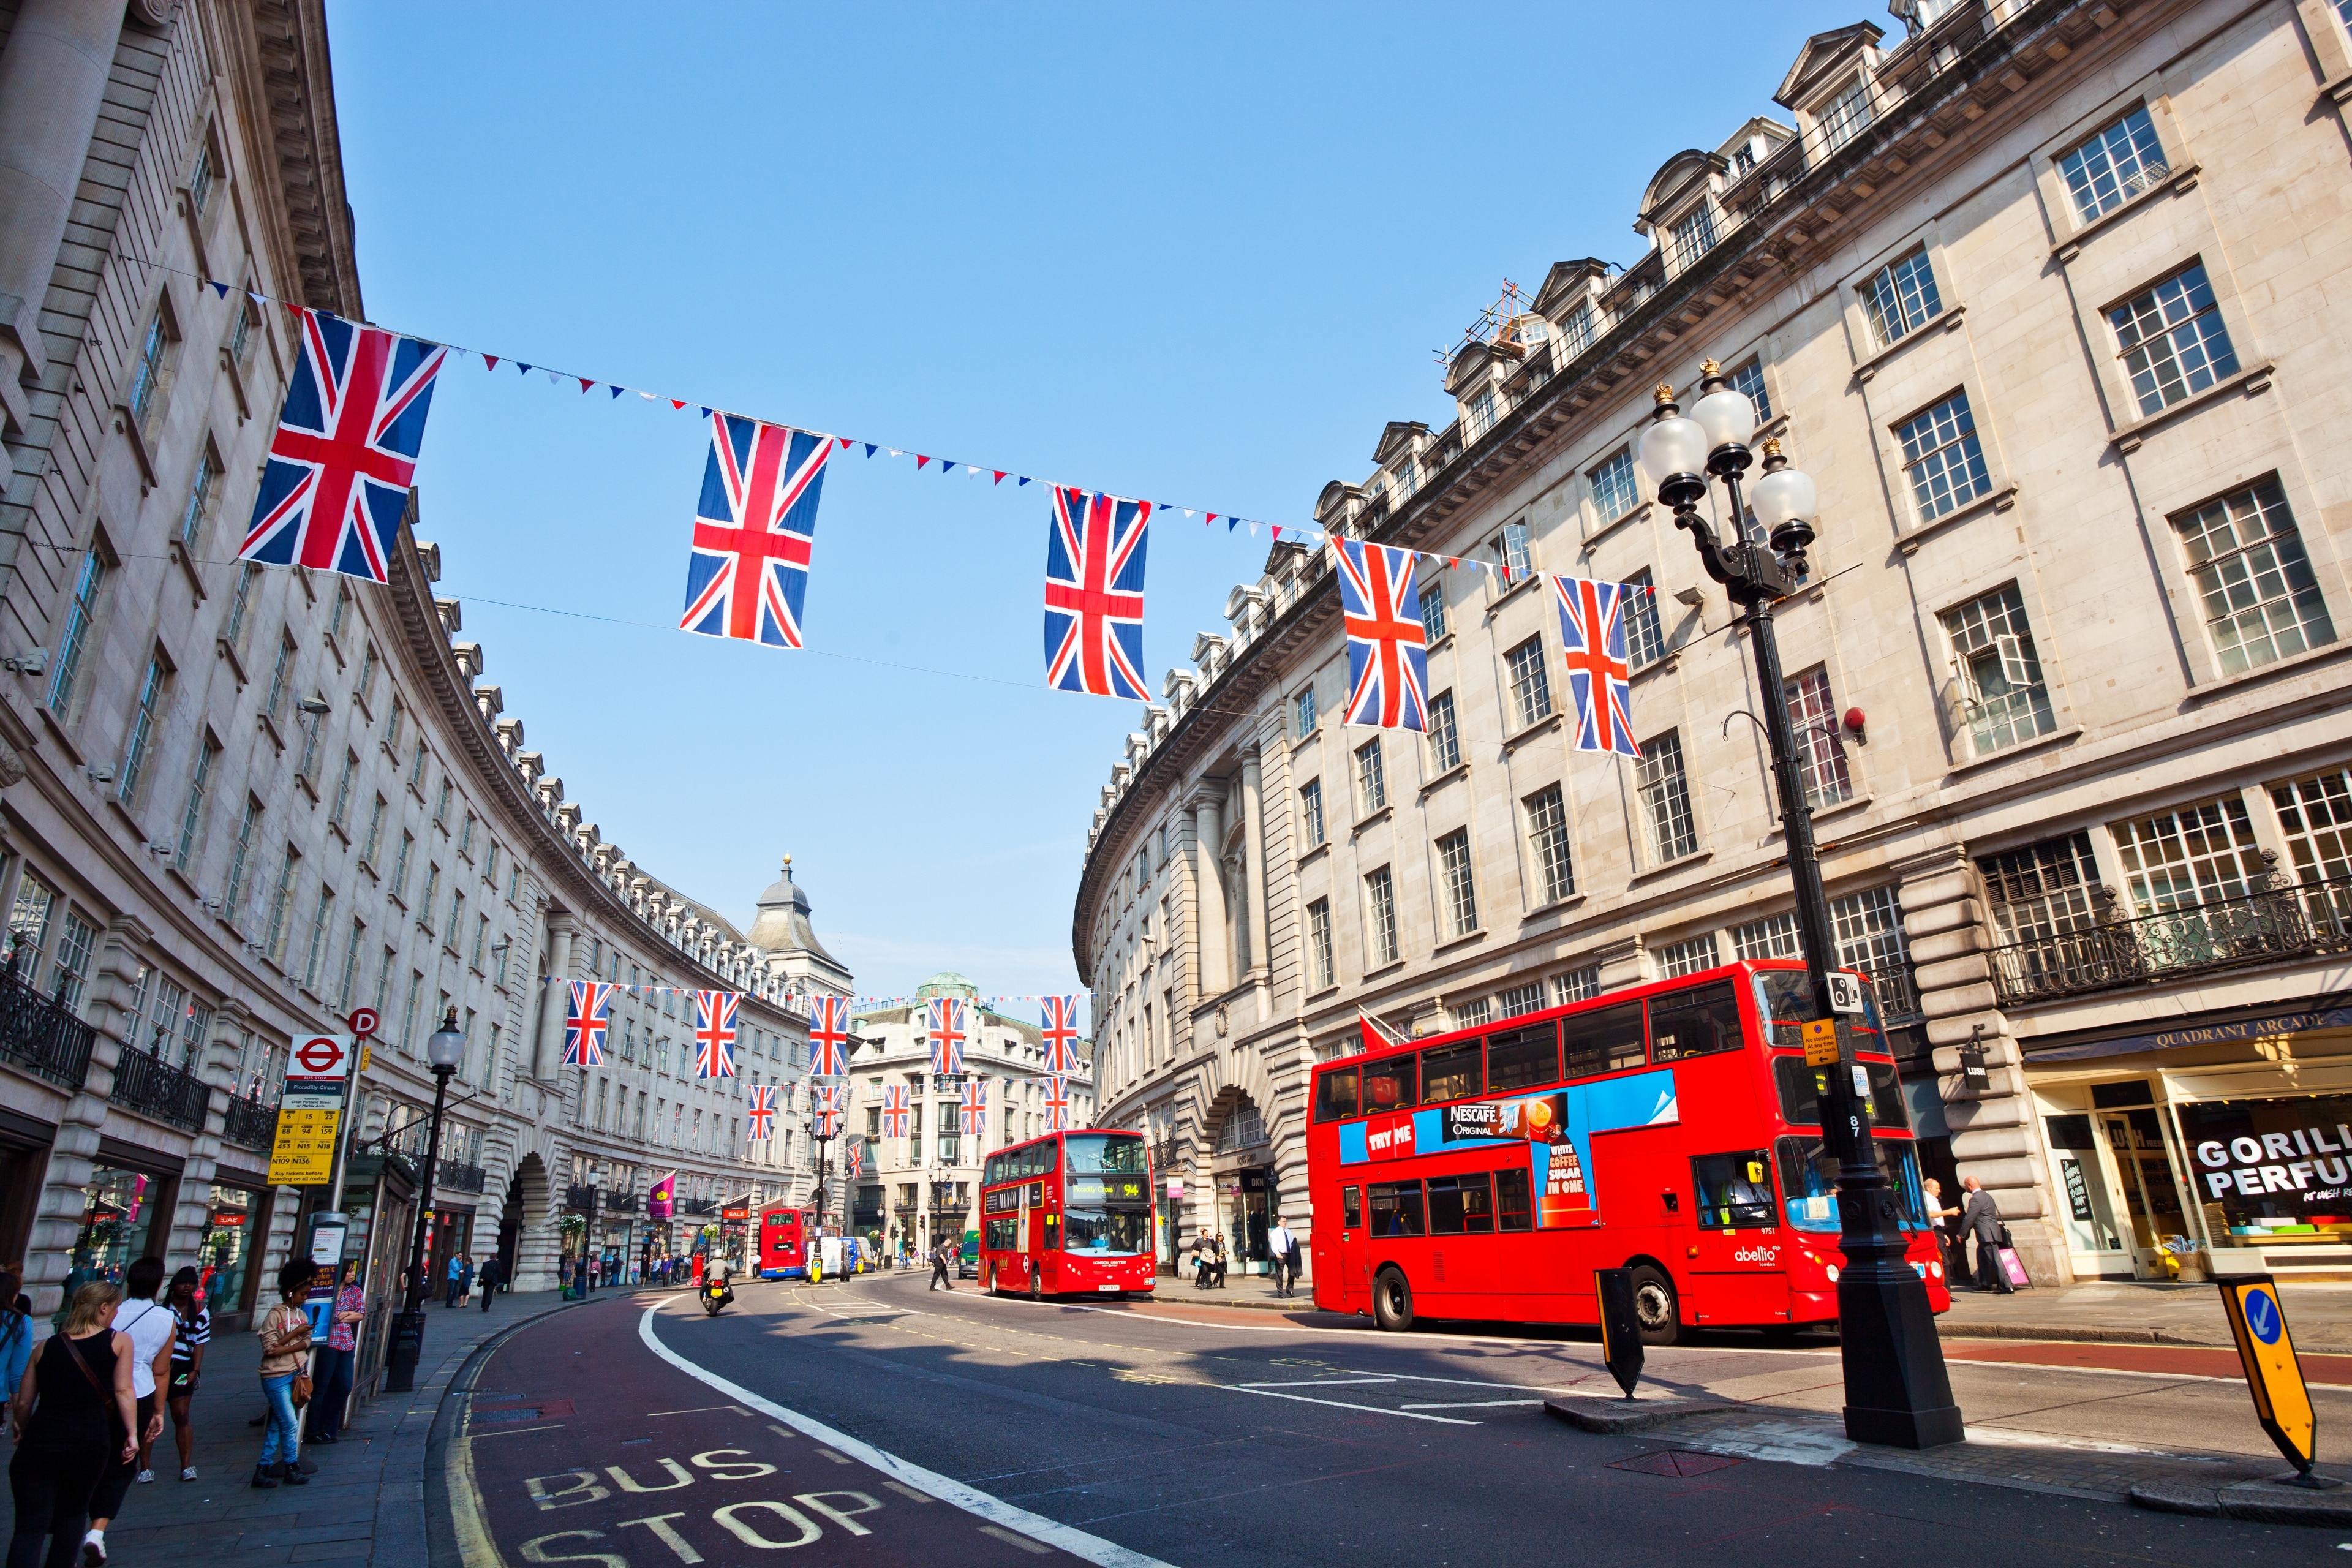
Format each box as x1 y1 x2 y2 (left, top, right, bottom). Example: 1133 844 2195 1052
324 1 1880 1009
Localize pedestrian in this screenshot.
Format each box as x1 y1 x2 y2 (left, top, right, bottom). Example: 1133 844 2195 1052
1923 1178 1964 1284
0 1273 31 1435
477 1256 502 1312
83 1258 173 1560
162 1268 207 1482
457 1254 475 1308
928 1235 951 1292
307 1265 364 1446
443 1253 462 1309
251 1260 314 1490
1265 1215 1297 1299
1959 1176 2014 1294
7 1281 137 1568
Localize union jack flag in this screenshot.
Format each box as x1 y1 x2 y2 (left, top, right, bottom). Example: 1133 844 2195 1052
927 997 967 1077
881 1080 910 1139
680 413 834 649
1044 1075 1072 1133
693 990 739 1079
959 1077 988 1137
563 981 617 1068
242 308 446 584
1335 539 1430 731
1553 575 1642 758
815 1082 842 1137
1043 486 1151 699
747 1084 777 1142
1040 995 1082 1074
807 993 851 1077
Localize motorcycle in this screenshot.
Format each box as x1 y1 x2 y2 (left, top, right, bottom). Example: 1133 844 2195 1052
701 1276 734 1317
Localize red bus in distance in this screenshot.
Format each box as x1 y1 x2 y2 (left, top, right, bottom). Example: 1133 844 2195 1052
756 1204 810 1279
1306 959 1950 1341
979 1129 1157 1299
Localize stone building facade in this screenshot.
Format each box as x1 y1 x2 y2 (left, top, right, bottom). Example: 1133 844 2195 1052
0 0 847 1339
1074 0 2352 1288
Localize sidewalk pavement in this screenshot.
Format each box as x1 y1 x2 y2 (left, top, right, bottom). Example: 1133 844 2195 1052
86 1284 596 1568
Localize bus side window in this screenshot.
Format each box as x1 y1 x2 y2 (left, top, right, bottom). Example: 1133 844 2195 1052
1341 1185 1363 1229
1496 1168 1533 1231
1428 1174 1494 1235
1690 1151 1776 1228
1418 1040 1482 1105
1649 981 1743 1062
1565 1000 1646 1077
1368 1180 1425 1237
1487 1022 1559 1093
1315 1068 1361 1123
1362 1055 1415 1112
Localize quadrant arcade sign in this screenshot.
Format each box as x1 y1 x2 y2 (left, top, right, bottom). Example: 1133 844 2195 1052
268 1033 354 1185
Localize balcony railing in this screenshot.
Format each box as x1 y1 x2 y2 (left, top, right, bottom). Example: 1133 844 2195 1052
434 1159 488 1194
565 1183 599 1212
223 1092 277 1149
0 963 96 1091
1988 875 2352 1006
109 1045 209 1132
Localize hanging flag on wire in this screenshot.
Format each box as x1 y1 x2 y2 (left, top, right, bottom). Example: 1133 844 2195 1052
693 990 739 1079
959 1077 988 1137
816 1082 842 1137
881 1081 910 1139
1043 486 1151 699
927 997 967 1076
1044 1076 1072 1133
1334 538 1430 731
1041 996 1082 1074
1553 576 1642 757
747 1084 777 1142
680 413 833 649
807 994 852 1076
242 307 447 584
563 980 616 1068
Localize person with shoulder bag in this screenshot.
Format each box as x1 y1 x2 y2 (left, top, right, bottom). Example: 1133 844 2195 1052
7 1281 138 1568
162 1269 207 1482
1959 1175 2015 1295
251 1261 314 1490
307 1265 365 1446
81 1259 174 1561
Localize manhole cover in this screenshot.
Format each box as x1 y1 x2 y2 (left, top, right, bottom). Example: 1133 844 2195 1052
1610 1449 1744 1477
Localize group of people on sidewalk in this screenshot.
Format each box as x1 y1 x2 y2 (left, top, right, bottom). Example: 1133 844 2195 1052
1188 1217 1305 1297
1928 1175 2021 1295
443 1253 505 1310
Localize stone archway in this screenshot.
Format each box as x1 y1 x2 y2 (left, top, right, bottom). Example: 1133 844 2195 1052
505 1152 556 1292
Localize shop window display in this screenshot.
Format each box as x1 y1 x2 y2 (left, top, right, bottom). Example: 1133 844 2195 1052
67 1166 160 1297
200 1183 255 1314
2180 1094 2352 1249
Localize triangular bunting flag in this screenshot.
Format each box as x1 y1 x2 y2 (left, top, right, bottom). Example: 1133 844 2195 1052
835 435 852 450
518 363 533 374
699 406 712 418
1018 476 1030 486
545 369 560 385
993 471 1006 484
671 399 687 410
1206 513 1218 526
578 377 594 393
1227 517 1238 532
864 444 877 458
916 456 930 469
208 280 230 298
483 355 499 372
888 448 903 458
640 391 657 401
609 385 625 398
1272 526 1283 540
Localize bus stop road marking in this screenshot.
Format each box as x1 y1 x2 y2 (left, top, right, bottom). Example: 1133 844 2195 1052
1213 1385 1481 1424
1400 1399 1548 1410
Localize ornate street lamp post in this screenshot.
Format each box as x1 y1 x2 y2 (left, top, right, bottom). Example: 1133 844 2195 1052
1642 363 1962 1450
383 1009 467 1393
809 1115 837 1235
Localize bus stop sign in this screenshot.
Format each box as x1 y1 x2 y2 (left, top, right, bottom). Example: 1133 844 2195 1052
2217 1272 2338 1486
1594 1268 1643 1400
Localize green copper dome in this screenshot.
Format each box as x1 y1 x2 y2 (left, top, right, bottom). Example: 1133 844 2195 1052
914 971 979 1000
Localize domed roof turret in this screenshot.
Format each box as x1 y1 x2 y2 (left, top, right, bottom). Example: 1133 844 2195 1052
914 971 979 1000
745 853 839 965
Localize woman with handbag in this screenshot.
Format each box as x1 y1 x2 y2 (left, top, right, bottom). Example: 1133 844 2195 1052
7 1281 138 1568
251 1261 314 1490
163 1270 207 1482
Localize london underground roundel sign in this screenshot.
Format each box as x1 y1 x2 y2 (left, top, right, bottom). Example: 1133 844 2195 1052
290 1034 351 1080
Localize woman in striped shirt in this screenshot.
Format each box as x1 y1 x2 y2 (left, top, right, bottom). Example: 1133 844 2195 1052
164 1268 208 1482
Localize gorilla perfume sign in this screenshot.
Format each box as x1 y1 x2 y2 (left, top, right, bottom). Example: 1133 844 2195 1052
2180 1095 2352 1226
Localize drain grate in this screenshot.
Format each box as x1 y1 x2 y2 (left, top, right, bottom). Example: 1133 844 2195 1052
1609 1449 1744 1478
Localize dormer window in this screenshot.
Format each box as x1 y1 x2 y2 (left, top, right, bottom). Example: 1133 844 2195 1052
1816 77 1873 152
1558 303 1597 358
1668 204 1719 273
1731 141 1757 178
1464 386 1498 441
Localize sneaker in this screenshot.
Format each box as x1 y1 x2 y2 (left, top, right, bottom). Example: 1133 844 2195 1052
181 1467 198 1482
135 1469 154 1483
80 1534 105 1566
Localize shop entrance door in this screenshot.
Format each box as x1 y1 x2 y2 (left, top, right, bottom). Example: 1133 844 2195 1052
2043 1114 2130 1280
2101 1110 2187 1278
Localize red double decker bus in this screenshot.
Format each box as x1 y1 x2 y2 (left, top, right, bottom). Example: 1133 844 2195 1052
756 1204 810 1279
1306 959 1950 1341
978 1130 1157 1299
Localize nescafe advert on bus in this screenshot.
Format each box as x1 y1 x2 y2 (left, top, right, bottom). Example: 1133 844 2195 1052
1440 1091 1589 1225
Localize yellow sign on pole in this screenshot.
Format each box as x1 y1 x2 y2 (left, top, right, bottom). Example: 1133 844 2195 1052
2217 1272 2328 1480
1803 1018 1839 1068
267 1106 343 1185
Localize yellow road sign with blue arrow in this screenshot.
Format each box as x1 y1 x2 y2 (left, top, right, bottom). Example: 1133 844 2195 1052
2217 1273 2317 1474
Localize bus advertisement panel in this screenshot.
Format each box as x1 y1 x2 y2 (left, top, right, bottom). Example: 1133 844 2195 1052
1308 960 1950 1342
756 1204 809 1278
979 1130 1156 1299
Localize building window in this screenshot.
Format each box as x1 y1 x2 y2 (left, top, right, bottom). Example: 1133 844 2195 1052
1638 729 1699 862
419 862 440 930
1299 778 1324 848
1784 667 1853 806
2171 478 2332 676
1732 912 1801 961
264 846 300 963
337 918 365 1012
188 138 214 212
445 891 464 952
1979 832 2103 944
1365 867 1399 968
1493 521 1532 575
1418 576 1448 644
1307 899 1335 990
1354 739 1387 815
128 308 171 426
1426 691 1460 774
1464 387 1498 441
1941 583 2056 754
1816 77 1874 152
1894 391 1991 522
2110 263 2237 416
179 448 216 546
2111 794 2264 912
303 885 334 990
175 736 218 873
1729 358 1773 422
1668 203 1719 273
1524 785 1575 907
1623 568 1665 669
1454 997 1493 1030
2059 105 2168 223
1559 303 1597 359
224 562 258 651
224 796 261 916
362 794 386 865
1491 982 1544 1019
1554 967 1601 1006
1589 449 1639 524
1391 453 1419 502
1294 685 1316 737
118 652 168 806
51 910 96 1011
1659 933 1721 978
1505 636 1552 731
391 831 415 903
1436 829 1478 937
1832 885 1921 1020
2271 769 2352 936
331 750 358 832
1861 248 1943 347
48 549 107 715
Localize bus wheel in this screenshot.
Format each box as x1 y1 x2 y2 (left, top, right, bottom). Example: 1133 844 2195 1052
1030 1264 1044 1302
1371 1267 1414 1332
1629 1264 1683 1346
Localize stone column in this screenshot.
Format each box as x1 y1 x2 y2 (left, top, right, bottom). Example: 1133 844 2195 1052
25 916 148 1316
1238 748 1272 1006
1190 791 1229 998
531 921 575 1080
1901 846 2070 1287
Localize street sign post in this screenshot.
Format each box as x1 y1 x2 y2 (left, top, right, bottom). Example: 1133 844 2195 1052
1803 1018 1840 1068
268 1033 353 1185
2217 1273 2341 1488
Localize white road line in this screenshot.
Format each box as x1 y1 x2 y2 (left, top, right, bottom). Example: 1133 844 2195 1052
1213 1384 1480 1424
1400 1400 1548 1410
638 1303 1174 1568
1231 1377 1397 1387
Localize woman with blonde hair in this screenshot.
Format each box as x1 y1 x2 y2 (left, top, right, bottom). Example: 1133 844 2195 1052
7 1281 137 1568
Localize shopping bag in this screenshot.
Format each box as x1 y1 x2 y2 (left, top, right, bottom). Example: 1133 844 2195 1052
1997 1246 2032 1288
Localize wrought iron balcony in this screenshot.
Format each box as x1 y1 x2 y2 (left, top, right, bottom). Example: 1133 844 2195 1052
0 964 96 1091
109 1045 209 1132
223 1091 277 1150
1988 875 2352 1006
434 1158 488 1194
564 1183 599 1212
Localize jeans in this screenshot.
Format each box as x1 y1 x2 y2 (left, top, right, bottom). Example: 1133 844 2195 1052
309 1348 353 1441
257 1374 300 1468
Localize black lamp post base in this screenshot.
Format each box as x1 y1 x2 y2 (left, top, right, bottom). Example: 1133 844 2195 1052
1837 1271 1964 1449
382 1309 427 1393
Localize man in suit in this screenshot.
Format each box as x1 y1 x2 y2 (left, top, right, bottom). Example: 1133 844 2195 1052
1960 1177 2014 1293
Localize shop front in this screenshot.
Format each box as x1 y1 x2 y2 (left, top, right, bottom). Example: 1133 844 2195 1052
1220 1166 1275 1276
65 1142 181 1301
2026 998 2352 1282
598 1213 635 1286
198 1168 276 1332
423 1205 475 1299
